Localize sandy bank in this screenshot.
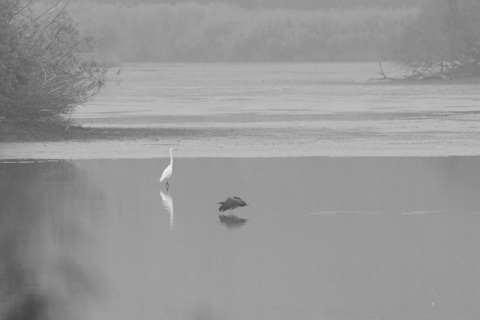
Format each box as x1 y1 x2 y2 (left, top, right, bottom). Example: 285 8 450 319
2 120 480 159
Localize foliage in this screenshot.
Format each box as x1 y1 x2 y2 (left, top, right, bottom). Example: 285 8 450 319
0 0 109 121
387 0 480 78
53 0 422 10
54 1 415 63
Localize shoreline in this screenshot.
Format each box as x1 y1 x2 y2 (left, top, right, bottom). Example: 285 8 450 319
2 122 480 159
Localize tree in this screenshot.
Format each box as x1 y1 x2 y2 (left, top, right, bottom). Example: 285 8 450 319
388 0 480 79
0 0 108 122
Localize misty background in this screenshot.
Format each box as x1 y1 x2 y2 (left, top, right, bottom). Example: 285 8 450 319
36 0 422 64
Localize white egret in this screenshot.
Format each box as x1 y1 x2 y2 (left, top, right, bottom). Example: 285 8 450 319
217 196 247 212
160 148 176 191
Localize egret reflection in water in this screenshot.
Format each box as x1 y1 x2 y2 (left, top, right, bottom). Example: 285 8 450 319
160 191 174 230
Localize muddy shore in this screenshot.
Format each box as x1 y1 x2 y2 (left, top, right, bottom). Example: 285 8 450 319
2 118 480 159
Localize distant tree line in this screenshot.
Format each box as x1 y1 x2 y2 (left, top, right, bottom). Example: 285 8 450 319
64 0 478 80
67 0 422 10
53 1 414 63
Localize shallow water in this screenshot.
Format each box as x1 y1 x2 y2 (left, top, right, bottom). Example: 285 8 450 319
1 157 480 320
76 63 480 127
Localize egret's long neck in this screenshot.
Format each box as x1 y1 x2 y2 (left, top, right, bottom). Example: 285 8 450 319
169 150 173 166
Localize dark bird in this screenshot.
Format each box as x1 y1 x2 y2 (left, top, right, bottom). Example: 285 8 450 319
217 197 247 212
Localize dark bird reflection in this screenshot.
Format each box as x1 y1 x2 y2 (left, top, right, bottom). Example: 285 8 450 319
160 191 174 230
219 214 247 229
217 196 247 212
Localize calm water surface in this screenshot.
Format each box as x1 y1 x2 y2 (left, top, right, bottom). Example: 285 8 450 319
76 63 480 127
1 157 480 320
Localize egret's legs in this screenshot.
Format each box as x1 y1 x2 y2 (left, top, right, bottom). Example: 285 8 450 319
166 181 169 191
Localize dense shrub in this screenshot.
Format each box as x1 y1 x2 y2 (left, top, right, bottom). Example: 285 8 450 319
0 0 108 121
